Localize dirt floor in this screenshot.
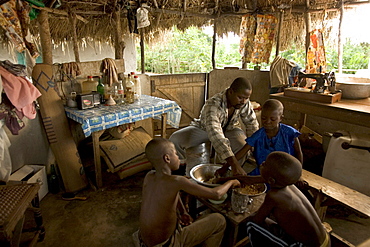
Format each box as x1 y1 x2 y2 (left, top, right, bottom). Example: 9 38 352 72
18 143 370 247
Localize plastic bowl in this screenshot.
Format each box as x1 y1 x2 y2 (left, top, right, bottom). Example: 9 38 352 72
208 193 228 204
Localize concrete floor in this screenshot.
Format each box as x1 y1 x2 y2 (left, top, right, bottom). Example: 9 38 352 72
20 143 370 247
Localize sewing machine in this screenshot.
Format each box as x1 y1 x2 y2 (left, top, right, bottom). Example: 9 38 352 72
284 71 342 103
298 71 336 93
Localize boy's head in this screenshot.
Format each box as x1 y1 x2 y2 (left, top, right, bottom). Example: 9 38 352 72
145 138 180 171
261 151 302 188
261 99 284 130
227 77 252 109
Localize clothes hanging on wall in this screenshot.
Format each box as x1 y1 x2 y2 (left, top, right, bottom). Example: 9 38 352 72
269 56 299 88
239 14 278 64
0 65 41 119
100 58 118 87
306 29 327 73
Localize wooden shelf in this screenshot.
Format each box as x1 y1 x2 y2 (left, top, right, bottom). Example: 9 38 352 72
284 88 342 103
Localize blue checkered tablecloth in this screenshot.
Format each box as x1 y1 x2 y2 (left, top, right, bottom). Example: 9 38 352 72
65 95 182 137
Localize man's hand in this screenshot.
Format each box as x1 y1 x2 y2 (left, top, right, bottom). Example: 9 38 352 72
215 163 229 177
226 156 247 176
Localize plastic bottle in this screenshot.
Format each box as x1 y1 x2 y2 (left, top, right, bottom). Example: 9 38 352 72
117 80 124 104
125 73 135 104
97 77 105 103
133 75 142 102
82 76 97 93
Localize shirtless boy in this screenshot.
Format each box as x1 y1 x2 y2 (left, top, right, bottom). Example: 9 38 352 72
134 138 240 247
246 151 330 247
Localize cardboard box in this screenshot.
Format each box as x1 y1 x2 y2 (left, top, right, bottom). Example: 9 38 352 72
100 127 152 173
8 165 48 200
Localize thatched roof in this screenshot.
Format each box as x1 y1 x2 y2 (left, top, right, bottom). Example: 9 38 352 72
2 0 368 50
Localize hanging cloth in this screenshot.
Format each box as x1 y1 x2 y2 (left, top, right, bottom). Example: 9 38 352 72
239 14 278 64
0 0 26 53
306 29 327 73
100 58 118 87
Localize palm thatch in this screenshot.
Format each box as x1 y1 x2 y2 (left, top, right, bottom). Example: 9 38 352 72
1 0 368 50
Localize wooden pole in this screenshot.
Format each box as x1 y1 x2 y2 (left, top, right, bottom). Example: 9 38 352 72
140 29 145 74
113 9 125 59
304 0 311 65
68 11 80 63
275 10 284 57
37 10 53 65
338 0 344 74
212 20 216 69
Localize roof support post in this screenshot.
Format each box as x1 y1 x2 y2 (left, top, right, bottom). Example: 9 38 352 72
212 20 217 69
113 9 125 59
338 0 344 74
140 28 145 74
37 10 53 65
68 10 80 63
275 10 284 57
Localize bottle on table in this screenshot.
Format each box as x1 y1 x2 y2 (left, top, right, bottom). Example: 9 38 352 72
133 75 142 102
126 73 135 104
116 80 125 104
97 76 105 103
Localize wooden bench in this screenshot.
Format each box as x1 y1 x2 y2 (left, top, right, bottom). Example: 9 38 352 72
302 169 370 220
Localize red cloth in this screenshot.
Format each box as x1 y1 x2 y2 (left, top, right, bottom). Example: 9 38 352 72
0 66 41 119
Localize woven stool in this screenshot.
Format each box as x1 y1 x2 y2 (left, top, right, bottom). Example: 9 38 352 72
0 183 45 247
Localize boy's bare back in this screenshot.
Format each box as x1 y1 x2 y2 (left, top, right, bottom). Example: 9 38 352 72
139 138 240 246
140 171 182 246
263 185 326 246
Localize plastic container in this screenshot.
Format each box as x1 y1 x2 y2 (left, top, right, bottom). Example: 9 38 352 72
82 76 98 93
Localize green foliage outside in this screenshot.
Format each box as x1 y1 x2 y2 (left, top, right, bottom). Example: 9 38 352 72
137 27 370 74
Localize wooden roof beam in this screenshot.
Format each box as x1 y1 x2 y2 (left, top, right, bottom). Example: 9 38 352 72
31 5 88 23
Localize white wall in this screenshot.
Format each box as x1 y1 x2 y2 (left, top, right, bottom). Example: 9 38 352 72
0 31 138 174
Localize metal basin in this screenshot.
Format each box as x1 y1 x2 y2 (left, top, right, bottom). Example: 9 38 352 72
190 164 227 187
335 76 370 99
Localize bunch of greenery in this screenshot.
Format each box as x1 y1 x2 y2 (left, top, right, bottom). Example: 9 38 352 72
137 27 369 75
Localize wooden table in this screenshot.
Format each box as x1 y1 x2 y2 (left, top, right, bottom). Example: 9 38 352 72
65 95 182 188
270 93 370 129
195 194 265 247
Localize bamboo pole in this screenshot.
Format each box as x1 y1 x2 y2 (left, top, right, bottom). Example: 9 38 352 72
68 11 80 63
338 0 344 74
304 0 311 65
275 10 284 57
212 20 216 69
37 10 53 65
140 29 145 74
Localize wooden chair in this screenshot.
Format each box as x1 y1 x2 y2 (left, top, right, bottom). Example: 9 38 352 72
0 183 45 247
